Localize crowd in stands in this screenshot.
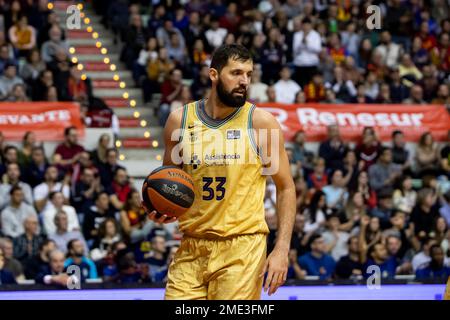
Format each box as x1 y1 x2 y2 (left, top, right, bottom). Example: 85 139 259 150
1 0 450 287
0 0 119 135
0 127 181 286
1 127 449 285
91 0 450 125
270 125 450 281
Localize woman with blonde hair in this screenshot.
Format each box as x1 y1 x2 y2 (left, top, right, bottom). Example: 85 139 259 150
91 134 111 166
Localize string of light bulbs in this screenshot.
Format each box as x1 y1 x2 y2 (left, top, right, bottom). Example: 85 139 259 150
50 1 162 162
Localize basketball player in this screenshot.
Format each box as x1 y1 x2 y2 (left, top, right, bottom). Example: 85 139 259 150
142 44 296 299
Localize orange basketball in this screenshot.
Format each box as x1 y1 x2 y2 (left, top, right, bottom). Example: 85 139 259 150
141 165 195 218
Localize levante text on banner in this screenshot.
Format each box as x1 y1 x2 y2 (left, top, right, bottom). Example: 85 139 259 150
0 102 85 141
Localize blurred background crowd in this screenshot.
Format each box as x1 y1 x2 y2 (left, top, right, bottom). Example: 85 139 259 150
0 0 450 286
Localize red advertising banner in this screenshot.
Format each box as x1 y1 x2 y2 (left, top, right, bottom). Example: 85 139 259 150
0 102 85 141
258 103 450 142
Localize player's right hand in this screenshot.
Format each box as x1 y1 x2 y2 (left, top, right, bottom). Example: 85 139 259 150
141 201 178 224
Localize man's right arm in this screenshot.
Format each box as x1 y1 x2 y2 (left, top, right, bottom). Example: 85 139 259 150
143 107 184 223
162 107 184 167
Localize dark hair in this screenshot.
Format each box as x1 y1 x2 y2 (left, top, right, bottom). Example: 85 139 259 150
26 48 40 63
347 235 358 246
6 162 19 171
367 241 383 259
392 130 403 138
379 146 391 156
377 187 393 200
429 244 443 256
394 174 412 196
416 188 435 207
106 148 118 156
391 209 407 218
343 148 356 159
326 212 340 221
123 188 140 211
114 167 127 177
39 69 52 79
308 233 322 250
210 44 252 73
67 239 79 253
4 145 18 155
64 126 76 136
48 191 62 201
307 190 326 223
45 165 58 177
9 185 23 196
302 17 312 24
22 131 34 145
31 145 45 153
418 132 433 147
94 191 109 202
98 218 119 239
39 239 55 252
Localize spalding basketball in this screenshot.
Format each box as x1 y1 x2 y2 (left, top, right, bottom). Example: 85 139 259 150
142 165 195 218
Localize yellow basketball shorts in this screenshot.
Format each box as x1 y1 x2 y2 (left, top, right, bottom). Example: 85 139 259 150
165 233 267 300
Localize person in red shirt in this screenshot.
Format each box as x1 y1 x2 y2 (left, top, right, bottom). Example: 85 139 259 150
218 2 241 35
52 126 85 174
65 63 92 101
158 68 183 126
109 167 131 211
308 157 328 193
355 127 382 171
432 32 450 73
304 73 326 102
327 33 348 66
416 21 437 52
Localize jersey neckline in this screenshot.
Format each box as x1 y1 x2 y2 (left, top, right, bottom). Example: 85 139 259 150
195 99 244 128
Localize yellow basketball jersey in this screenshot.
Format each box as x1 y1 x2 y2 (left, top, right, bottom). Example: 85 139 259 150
178 99 269 239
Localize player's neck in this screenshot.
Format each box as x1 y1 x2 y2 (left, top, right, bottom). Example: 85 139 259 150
204 93 239 120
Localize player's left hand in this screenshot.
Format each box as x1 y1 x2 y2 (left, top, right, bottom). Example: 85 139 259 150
260 248 288 296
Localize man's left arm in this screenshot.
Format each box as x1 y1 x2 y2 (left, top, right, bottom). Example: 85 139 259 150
253 108 296 295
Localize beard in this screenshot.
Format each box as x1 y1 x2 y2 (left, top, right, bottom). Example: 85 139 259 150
216 78 247 108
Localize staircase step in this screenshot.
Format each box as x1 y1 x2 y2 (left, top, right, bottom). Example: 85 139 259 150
63 23 109 35
67 30 93 39
113 107 156 118
84 70 132 80
92 80 121 89
68 37 113 46
54 1 75 10
119 126 163 138
83 61 113 71
120 149 165 163
93 88 142 99
119 117 140 127
73 46 102 54
76 53 120 62
122 137 154 149
104 97 129 108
